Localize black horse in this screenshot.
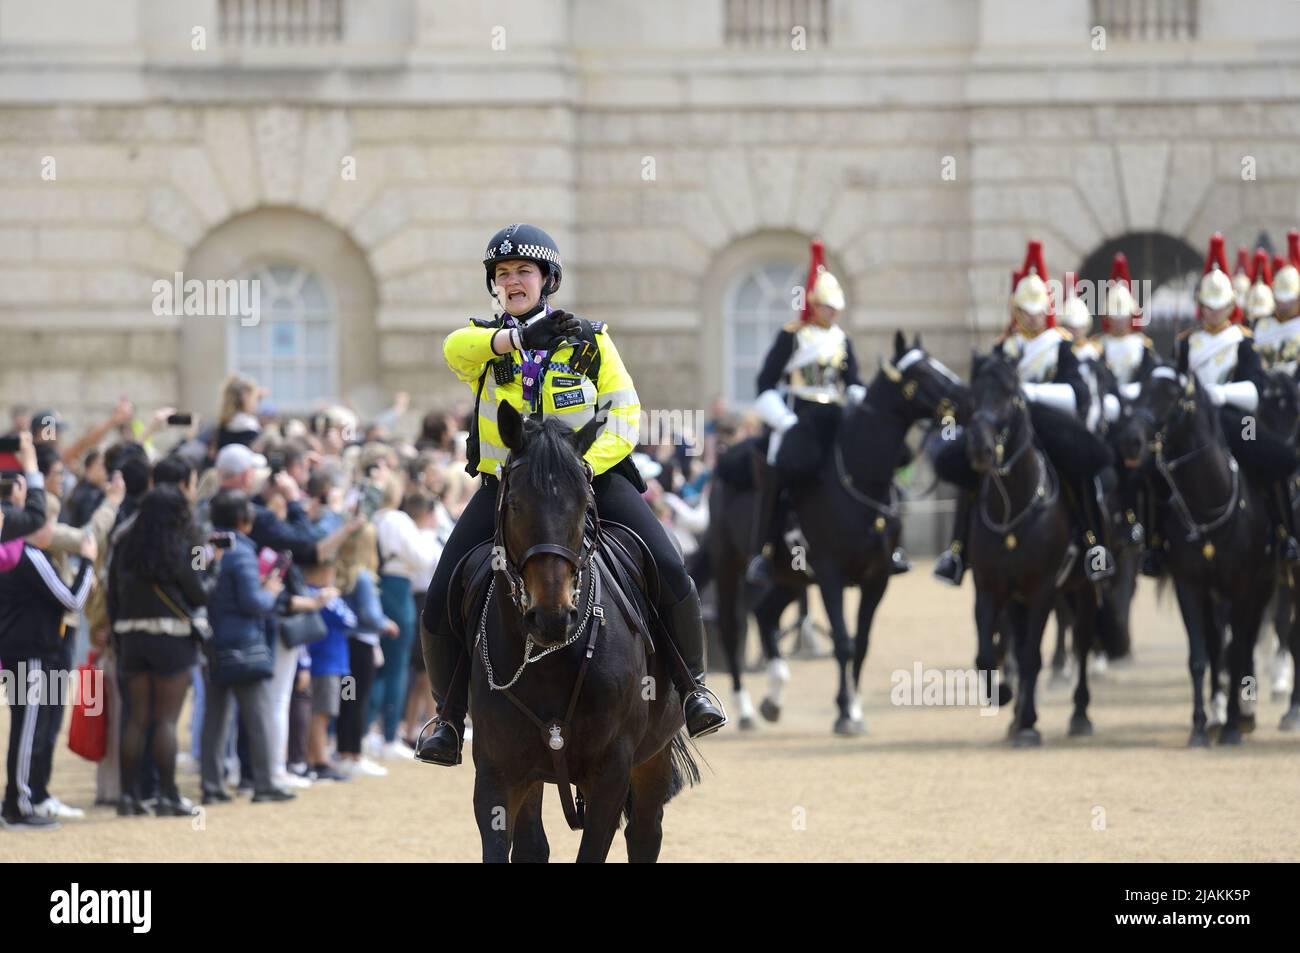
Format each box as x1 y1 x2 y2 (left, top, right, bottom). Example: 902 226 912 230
1114 366 1275 745
965 352 1111 746
707 332 967 734
465 404 698 862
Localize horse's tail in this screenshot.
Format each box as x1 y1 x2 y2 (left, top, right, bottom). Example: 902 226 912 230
666 732 701 801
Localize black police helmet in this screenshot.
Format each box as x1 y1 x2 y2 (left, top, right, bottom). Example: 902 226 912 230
483 223 562 298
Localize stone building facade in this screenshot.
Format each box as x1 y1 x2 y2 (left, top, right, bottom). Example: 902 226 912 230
2 0 1299 433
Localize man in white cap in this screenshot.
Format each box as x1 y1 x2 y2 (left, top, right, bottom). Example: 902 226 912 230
933 239 1116 586
1174 233 1300 565
1252 232 1300 372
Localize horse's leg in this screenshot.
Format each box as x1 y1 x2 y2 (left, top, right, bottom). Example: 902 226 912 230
1206 597 1228 728
852 575 888 690
1069 587 1097 737
974 586 1008 719
818 571 859 735
714 558 754 729
575 746 634 863
624 746 673 863
1222 596 1268 744
1285 591 1300 730
1173 581 1212 747
509 781 549 864
473 767 514 863
757 585 796 723
1050 594 1070 686
1272 581 1296 703
1010 592 1052 747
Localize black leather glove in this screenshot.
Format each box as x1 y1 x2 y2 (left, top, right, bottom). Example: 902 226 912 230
547 309 582 345
519 310 581 351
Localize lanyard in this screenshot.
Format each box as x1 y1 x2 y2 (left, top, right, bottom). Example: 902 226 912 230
506 305 552 412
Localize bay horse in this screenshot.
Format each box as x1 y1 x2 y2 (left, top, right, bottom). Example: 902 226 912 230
1114 366 1274 745
707 332 968 734
465 403 698 862
966 352 1108 746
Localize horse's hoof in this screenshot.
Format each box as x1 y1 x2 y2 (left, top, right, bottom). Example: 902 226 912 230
833 716 865 736
1279 707 1300 731
1188 729 1210 748
1239 714 1256 734
1012 728 1042 748
738 715 757 731
1218 726 1243 746
1068 715 1094 737
758 698 781 723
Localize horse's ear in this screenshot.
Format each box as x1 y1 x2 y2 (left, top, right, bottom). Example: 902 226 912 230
497 400 526 454
1175 342 1189 377
969 348 983 377
894 330 906 361
913 332 923 350
572 401 610 457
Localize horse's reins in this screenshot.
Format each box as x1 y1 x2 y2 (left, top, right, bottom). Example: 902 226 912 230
1136 383 1240 545
976 397 1058 537
478 453 607 831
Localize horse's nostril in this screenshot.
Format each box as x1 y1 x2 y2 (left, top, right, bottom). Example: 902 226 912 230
567 608 579 627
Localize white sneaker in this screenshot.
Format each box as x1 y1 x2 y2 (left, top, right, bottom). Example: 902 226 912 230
356 757 389 777
275 772 312 790
362 732 385 759
34 797 85 819
382 740 414 761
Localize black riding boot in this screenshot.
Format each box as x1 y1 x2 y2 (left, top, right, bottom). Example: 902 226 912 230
414 628 470 767
1080 478 1116 583
933 490 972 586
1140 479 1166 577
664 579 727 738
1270 481 1300 565
745 458 783 587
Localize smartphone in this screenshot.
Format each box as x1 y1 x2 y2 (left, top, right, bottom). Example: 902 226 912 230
0 435 20 454
273 552 293 577
209 532 235 550
166 413 193 426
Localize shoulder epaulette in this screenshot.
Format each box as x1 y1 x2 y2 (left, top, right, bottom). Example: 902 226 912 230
1055 326 1073 341
782 318 803 333
1240 325 1253 338
1176 328 1194 341
1141 334 1154 348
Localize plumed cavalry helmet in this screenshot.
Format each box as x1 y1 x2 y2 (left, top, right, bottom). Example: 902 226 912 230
1245 247 1276 320
1010 239 1053 324
1274 230 1300 306
1198 233 1239 318
482 223 563 297
1061 271 1092 335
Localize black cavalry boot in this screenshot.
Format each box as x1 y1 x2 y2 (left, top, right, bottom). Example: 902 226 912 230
745 458 783 587
1139 482 1166 577
1082 479 1116 583
665 580 727 738
414 627 469 767
1271 481 1300 565
890 547 911 575
933 490 972 586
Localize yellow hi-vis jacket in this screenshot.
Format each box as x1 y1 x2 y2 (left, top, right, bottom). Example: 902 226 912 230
443 317 641 478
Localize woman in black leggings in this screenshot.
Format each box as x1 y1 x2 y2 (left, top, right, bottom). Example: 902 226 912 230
109 481 212 816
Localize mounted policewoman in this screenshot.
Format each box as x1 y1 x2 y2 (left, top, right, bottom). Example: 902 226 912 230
416 224 726 767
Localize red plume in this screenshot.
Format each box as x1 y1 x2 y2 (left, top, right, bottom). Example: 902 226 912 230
1234 245 1250 276
801 239 825 323
1289 230 1300 270
1250 248 1273 286
1109 252 1131 290
1204 233 1231 276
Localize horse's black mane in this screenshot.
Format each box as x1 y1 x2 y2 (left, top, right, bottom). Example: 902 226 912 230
516 415 589 499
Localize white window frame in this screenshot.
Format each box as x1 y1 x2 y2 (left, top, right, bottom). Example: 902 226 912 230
226 262 338 415
722 259 806 404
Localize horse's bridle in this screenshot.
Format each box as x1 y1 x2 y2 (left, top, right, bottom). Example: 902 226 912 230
973 395 1057 536
492 454 602 616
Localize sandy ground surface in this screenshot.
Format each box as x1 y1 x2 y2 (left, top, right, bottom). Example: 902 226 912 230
2 559 1298 862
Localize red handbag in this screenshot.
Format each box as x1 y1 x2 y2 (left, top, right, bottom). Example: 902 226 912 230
67 651 108 762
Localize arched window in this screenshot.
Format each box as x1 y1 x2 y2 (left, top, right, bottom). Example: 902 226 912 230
723 260 804 403
228 263 337 413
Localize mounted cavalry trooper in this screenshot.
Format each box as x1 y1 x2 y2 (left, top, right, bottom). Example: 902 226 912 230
1060 270 1100 363
415 223 725 766
932 239 1117 586
1173 232 1300 567
744 240 910 586
1252 232 1300 372
1098 253 1159 549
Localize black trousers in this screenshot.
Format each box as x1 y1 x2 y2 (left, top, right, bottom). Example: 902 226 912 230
422 468 691 642
337 638 379 756
2 656 58 817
